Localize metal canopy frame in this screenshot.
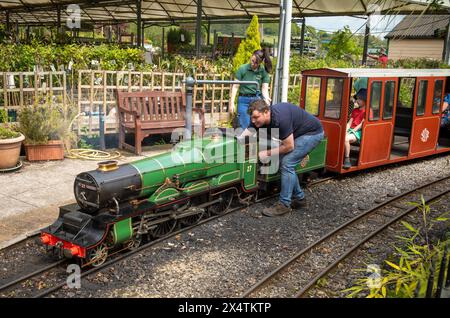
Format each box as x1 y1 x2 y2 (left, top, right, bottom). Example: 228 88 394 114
1 0 449 101
1 0 449 25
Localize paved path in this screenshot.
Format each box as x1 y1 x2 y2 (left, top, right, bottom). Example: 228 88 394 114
0 145 172 248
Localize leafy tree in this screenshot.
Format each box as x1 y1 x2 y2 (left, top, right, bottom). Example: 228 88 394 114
326 26 362 62
232 15 261 72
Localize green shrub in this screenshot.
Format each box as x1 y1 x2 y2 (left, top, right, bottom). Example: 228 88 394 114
343 196 449 298
388 57 450 69
232 15 261 73
167 28 192 46
18 95 77 145
0 125 20 139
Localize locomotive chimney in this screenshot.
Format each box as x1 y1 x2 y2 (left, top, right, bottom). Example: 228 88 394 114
97 160 119 172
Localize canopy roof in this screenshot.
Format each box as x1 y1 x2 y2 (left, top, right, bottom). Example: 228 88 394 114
1 0 450 25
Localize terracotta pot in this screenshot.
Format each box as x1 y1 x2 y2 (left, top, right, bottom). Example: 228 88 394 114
24 140 65 161
0 133 25 169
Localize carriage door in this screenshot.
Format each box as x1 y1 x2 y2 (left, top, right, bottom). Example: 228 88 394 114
301 75 347 172
359 78 397 166
409 77 441 156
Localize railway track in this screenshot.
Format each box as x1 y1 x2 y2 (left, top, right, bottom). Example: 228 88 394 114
0 175 334 298
241 175 450 298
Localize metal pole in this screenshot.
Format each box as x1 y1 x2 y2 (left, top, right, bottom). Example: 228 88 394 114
6 11 10 34
15 20 19 44
299 17 306 56
136 0 142 47
435 246 447 298
162 27 165 59
185 76 195 140
444 21 450 65
57 6 61 39
281 0 292 103
212 29 217 59
99 111 105 150
207 20 211 46
272 1 286 105
195 0 202 57
362 15 370 65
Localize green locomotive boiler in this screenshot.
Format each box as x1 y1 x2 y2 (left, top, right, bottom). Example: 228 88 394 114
40 134 327 267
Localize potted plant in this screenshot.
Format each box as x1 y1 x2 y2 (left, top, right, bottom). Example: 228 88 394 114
0 123 24 169
18 96 76 161
167 28 192 54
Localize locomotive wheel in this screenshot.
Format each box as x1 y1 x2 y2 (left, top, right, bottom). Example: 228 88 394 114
208 190 234 216
179 196 207 227
125 234 143 250
179 209 205 227
87 243 108 267
149 218 177 238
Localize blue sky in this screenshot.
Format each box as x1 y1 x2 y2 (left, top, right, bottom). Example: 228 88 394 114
305 15 405 38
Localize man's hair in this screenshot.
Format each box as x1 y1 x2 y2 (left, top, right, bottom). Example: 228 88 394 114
248 99 269 115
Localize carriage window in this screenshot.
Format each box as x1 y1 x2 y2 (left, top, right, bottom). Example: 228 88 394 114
416 80 428 116
383 81 395 119
398 78 416 109
369 81 382 121
305 77 321 115
324 78 343 119
432 80 443 114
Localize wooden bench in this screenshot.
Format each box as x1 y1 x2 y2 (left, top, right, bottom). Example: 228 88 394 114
117 90 205 155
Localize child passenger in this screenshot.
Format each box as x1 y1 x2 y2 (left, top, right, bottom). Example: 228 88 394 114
343 89 367 169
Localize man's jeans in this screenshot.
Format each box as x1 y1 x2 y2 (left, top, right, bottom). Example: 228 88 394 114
279 132 324 206
237 94 261 129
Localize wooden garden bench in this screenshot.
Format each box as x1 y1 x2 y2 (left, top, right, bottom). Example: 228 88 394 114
117 90 204 155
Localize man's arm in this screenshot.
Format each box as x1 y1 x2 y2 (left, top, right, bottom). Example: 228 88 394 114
259 133 294 161
261 83 271 105
230 83 240 114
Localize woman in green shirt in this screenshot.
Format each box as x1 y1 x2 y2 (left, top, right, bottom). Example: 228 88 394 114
230 49 272 129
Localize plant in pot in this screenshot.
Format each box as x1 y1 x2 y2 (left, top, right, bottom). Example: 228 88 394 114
0 119 25 169
18 96 77 161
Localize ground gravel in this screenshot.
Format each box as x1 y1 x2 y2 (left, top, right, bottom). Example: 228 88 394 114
53 154 450 298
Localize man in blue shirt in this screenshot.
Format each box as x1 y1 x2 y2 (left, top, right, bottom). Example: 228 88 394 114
242 100 324 217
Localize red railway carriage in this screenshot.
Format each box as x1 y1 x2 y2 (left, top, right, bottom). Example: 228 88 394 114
300 68 450 174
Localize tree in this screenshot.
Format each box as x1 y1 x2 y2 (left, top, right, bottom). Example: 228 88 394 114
326 26 362 62
232 15 261 72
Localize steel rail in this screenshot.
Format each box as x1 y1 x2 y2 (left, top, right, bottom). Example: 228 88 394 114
0 174 332 298
0 259 66 294
295 188 450 298
32 175 336 298
241 174 450 298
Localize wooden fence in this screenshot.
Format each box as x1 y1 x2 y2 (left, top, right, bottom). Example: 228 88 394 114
0 70 302 135
0 71 66 120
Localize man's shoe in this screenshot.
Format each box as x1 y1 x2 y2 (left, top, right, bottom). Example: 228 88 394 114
291 198 306 209
262 202 292 217
343 157 351 169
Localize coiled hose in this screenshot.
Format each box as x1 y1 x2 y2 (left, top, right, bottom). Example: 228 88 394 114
65 112 121 160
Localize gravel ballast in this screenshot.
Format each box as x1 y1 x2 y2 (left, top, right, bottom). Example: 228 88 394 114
52 154 450 298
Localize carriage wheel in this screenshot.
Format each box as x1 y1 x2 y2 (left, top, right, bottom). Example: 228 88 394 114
149 218 177 239
86 243 108 267
208 190 234 216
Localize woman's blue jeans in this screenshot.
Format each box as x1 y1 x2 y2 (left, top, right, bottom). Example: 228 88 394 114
237 94 261 129
279 132 324 206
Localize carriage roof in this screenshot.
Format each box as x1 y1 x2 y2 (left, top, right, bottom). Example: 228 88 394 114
302 68 450 78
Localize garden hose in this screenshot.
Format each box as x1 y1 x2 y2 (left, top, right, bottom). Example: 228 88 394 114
65 112 122 161
65 149 121 160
